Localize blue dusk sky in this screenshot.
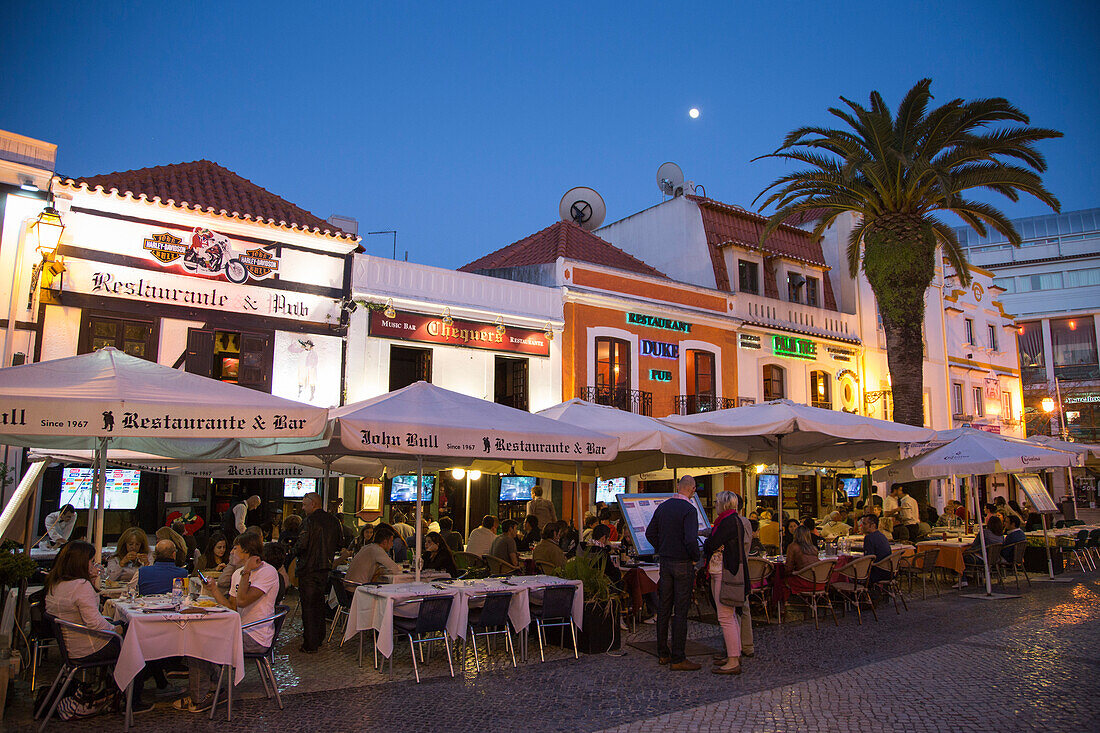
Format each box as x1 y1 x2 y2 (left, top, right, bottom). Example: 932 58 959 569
2 1 1097 268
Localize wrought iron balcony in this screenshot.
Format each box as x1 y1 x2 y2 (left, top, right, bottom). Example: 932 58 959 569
673 394 738 415
581 386 652 416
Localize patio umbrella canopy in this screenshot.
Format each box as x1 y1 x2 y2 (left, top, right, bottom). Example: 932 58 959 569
1025 434 1100 466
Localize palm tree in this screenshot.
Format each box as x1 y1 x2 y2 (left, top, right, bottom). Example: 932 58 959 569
754 79 1061 427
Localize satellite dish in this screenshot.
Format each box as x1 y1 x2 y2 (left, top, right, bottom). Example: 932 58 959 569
657 162 685 196
559 187 606 231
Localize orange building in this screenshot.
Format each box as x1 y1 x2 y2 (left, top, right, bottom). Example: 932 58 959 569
462 219 742 517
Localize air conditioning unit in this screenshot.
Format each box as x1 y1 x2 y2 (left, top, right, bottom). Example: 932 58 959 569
673 180 695 197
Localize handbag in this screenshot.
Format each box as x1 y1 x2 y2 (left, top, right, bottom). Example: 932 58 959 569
717 516 749 608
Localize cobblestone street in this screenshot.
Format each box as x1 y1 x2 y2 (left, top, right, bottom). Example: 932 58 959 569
8 573 1099 732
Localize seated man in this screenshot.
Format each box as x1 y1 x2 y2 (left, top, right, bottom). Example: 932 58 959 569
438 516 464 553
581 523 622 587
1001 514 1026 563
465 515 498 556
489 519 520 568
345 524 402 584
532 521 567 570
135 539 189 596
959 515 1005 589
818 509 851 540
860 514 893 583
178 532 281 713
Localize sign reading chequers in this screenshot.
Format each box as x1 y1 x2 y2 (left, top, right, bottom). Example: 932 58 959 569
626 312 692 333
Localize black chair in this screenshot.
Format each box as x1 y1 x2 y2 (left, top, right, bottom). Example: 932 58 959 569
832 555 877 625
1087 529 1100 566
1067 530 1093 572
35 617 122 733
211 605 288 717
900 547 942 599
391 595 455 683
327 576 358 643
26 595 57 692
999 542 1031 591
530 584 578 662
871 551 909 614
465 592 516 671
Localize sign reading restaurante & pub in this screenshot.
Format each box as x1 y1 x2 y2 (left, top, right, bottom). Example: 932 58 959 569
368 309 551 356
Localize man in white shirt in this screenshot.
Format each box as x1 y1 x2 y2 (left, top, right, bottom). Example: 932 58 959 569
391 511 415 542
39 504 77 549
465 515 498 556
179 531 280 713
526 485 557 528
885 486 920 541
222 495 261 541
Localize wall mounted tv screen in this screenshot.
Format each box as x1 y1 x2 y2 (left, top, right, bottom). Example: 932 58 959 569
498 475 537 502
60 467 141 510
757 474 779 497
389 474 435 503
283 477 317 498
595 477 626 504
839 477 863 498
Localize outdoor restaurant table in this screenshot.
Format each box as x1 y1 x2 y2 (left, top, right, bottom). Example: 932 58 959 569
107 595 244 726
447 577 533 632
342 581 464 658
622 564 659 619
501 574 584 630
915 538 974 575
381 570 451 584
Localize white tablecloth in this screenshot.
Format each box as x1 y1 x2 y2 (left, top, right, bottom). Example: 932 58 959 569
499 575 584 631
448 578 532 633
109 596 245 690
342 582 465 657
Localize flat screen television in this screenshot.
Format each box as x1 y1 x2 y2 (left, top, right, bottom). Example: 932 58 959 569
595 477 626 504
839 477 862 498
757 474 779 497
283 477 317 498
60 467 141 510
389 474 435 503
498 475 537 502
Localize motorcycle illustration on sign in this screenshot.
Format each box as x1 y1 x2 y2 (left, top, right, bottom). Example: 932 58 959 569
143 228 279 284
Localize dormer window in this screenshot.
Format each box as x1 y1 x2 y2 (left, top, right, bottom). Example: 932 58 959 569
738 260 759 295
806 276 819 307
787 273 805 303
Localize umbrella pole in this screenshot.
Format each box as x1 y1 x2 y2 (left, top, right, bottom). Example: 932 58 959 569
574 462 581 531
93 437 108 557
971 474 992 596
85 445 99 542
1041 512 1055 580
776 435 783 518
322 456 332 506
415 456 423 583
464 474 472 540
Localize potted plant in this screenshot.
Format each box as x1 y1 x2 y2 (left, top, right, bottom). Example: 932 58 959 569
0 540 38 618
552 554 621 654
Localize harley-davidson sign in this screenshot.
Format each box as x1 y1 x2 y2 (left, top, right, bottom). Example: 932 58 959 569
368 309 551 356
142 227 279 283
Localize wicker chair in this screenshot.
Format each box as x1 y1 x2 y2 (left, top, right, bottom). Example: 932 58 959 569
900 547 942 599
483 554 522 576
998 541 1031 591
832 555 877 625
872 550 909 613
788 559 838 629
746 558 775 624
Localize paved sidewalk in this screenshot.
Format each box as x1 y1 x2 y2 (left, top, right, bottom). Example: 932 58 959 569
8 574 1100 732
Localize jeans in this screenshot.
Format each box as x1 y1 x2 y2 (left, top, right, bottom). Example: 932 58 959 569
656 560 695 663
298 570 330 651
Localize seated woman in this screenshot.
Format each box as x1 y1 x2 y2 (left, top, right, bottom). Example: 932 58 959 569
532 521 568 569
423 531 459 577
773 526 820 605
46 540 156 713
261 542 289 604
345 524 402 585
516 515 540 552
781 518 800 552
334 524 375 568
104 527 152 583
195 532 229 573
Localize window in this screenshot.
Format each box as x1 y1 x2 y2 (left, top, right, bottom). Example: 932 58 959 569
494 356 529 411
1050 317 1100 380
1017 320 1046 385
687 350 716 400
1064 268 1100 288
987 324 998 352
964 319 974 345
787 273 805 303
1002 391 1013 421
80 313 158 360
952 383 965 416
805 276 819 307
185 328 273 392
389 345 432 391
809 370 831 409
973 387 984 417
1016 272 1063 292
763 364 786 401
595 337 631 390
992 277 1015 293
738 260 759 295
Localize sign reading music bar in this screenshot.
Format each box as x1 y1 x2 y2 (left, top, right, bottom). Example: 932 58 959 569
368 309 551 357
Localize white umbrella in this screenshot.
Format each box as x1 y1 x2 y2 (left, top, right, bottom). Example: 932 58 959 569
272 382 620 579
1024 435 1100 465
0 347 328 551
873 428 1080 595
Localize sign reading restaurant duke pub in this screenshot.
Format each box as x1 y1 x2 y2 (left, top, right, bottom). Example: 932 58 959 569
368 309 551 357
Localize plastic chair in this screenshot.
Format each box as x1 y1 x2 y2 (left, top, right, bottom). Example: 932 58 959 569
832 555 877 625
465 592 516 671
212 606 288 718
36 617 122 732
530 584 578 662
391 595 455 683
26 595 58 692
1066 530 1093 572
788 559 838 629
872 550 909 613
963 542 1003 589
745 558 775 624
999 542 1031 591
483 554 521 576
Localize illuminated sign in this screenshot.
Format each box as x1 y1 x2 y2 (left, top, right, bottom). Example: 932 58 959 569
1065 392 1100 405
142 228 279 284
649 369 672 382
739 333 761 350
368 310 550 356
640 339 679 359
626 312 692 333
773 335 816 360
826 346 853 362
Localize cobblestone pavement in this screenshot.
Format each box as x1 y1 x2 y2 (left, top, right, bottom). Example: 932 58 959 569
7 573 1100 732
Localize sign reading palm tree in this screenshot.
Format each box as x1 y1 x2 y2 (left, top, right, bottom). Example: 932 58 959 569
754 79 1061 426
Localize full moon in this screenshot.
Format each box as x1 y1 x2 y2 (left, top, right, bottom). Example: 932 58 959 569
688 108 700 119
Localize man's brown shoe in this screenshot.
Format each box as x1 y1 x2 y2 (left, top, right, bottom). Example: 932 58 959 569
669 660 701 671
658 656 671 665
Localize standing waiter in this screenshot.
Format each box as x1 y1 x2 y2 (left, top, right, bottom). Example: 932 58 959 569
295 492 342 653
221 495 261 542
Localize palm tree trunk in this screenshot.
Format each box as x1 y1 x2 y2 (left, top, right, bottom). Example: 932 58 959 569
863 218 936 427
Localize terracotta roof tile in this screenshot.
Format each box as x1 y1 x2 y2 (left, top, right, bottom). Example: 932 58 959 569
688 195 828 267
64 160 357 241
459 220 667 278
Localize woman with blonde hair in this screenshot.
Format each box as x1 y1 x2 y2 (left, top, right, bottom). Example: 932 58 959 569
703 490 749 675
104 527 152 583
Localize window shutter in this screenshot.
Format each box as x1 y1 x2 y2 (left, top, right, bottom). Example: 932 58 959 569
238 332 274 393
185 329 215 378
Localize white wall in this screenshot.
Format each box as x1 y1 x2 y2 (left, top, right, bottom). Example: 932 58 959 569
597 197 715 288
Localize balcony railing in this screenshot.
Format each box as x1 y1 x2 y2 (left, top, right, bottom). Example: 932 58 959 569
673 395 738 415
582 386 652 416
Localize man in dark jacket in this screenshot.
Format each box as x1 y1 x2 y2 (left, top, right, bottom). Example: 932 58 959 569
644 475 701 671
296 492 343 653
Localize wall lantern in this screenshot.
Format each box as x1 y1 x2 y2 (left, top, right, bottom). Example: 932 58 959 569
27 203 66 307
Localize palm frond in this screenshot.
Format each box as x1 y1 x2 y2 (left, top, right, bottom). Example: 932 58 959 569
929 218 972 286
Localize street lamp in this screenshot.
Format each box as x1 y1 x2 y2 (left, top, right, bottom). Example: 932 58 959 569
27 203 66 308
1041 397 1055 414
452 468 481 536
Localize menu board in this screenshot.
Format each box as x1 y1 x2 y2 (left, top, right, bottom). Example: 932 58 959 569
616 493 711 557
1013 473 1059 513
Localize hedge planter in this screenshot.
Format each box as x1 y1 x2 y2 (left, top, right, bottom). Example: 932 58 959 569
577 602 620 654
